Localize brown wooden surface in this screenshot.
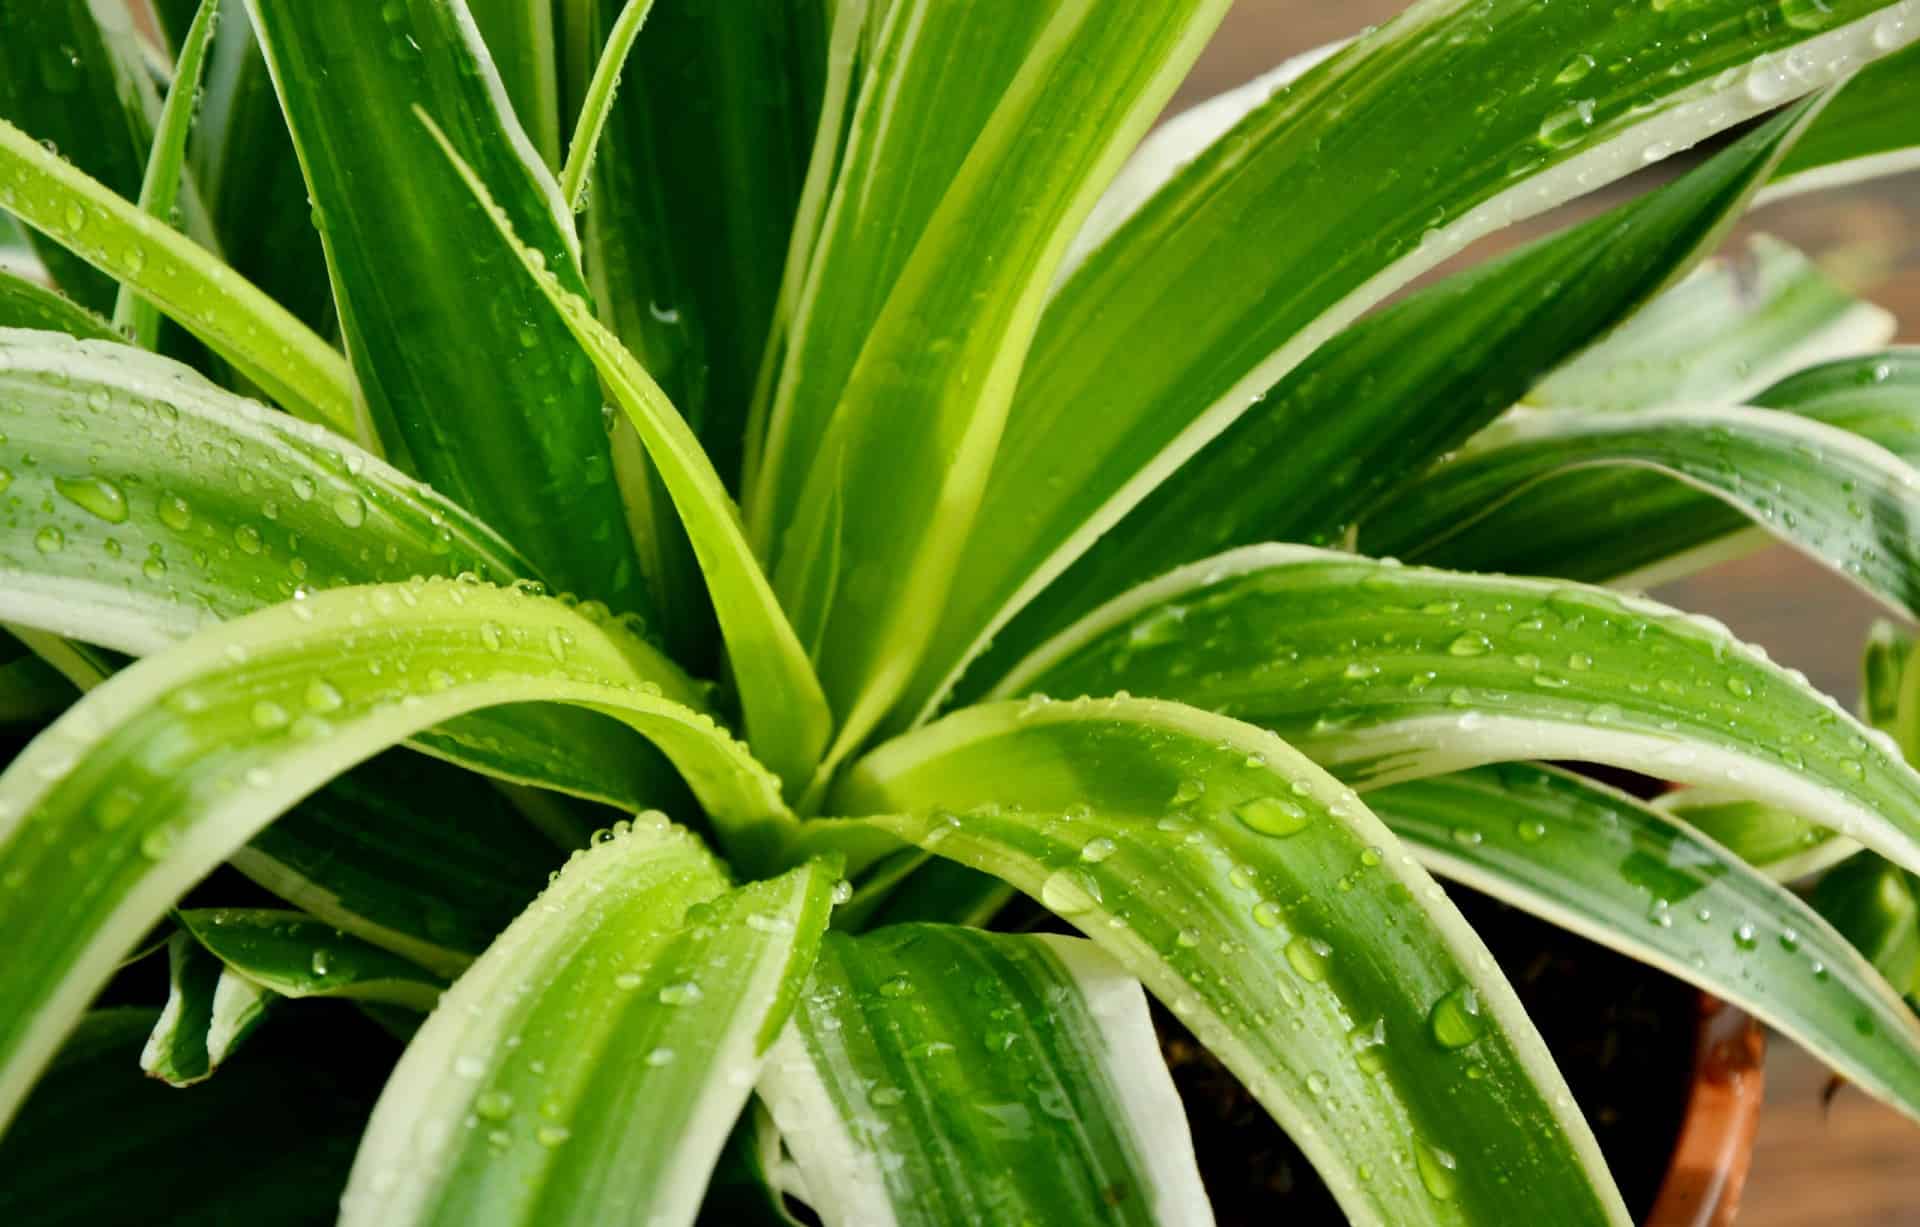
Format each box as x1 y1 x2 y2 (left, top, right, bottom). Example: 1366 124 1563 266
1184 4 1920 1223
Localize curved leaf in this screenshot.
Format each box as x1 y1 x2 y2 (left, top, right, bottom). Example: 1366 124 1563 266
1524 234 1894 412
0 270 113 338
1810 851 1920 994
758 926 1211 1227
235 751 567 976
0 577 790 1130
0 118 359 436
766 0 1233 770
1398 348 1920 588
142 928 272 1087
0 0 157 313
0 329 684 809
826 697 1629 1227
341 837 833 1227
1364 402 1920 622
942 102 1824 706
916 0 1920 724
995 546 1920 883
556 0 657 211
115 0 222 352
1764 40 1920 200
1367 763 1920 1125
468 0 563 168
428 121 830 795
178 908 448 1009
245 0 654 616
1656 788 1861 881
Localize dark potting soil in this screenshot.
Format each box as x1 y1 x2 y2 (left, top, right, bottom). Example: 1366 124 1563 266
1157 881 1696 1225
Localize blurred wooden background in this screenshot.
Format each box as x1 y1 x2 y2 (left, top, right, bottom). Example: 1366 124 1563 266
1180 4 1920 1223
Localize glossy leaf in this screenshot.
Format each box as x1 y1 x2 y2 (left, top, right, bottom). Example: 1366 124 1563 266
468 0 563 167
178 908 447 1008
0 330 682 810
556 0 656 211
916 0 1920 721
946 102 1822 704
1369 764 1920 1125
1656 788 1860 882
1765 40 1920 199
430 121 830 795
0 577 790 1130
168 1 336 338
246 0 653 615
996 546 1920 884
759 926 1211 1226
1363 402 1920 622
0 0 156 313
141 928 273 1086
0 119 359 435
1810 852 1920 994
115 0 222 352
0 1007 385 1226
1525 236 1893 411
1404 348 1920 587
235 751 565 976
0 269 113 338
827 697 1628 1227
756 0 1221 768
341 837 834 1227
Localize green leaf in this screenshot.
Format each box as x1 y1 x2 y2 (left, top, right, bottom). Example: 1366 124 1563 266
0 1007 386 1226
0 0 157 313
340 836 834 1227
0 330 524 647
468 0 563 168
1810 852 1920 994
175 1 336 339
764 0 1233 766
1368 763 1920 1126
235 751 567 976
0 269 114 338
114 0 222 352
942 101 1821 706
428 118 831 796
1656 788 1860 882
0 121 360 436
1863 618 1914 734
574 0 825 491
141 928 274 1086
568 0 828 661
1393 347 1920 588
995 547 1920 885
0 577 790 1130
917 0 1920 723
1766 40 1920 199
556 0 656 211
245 0 654 616
177 908 447 1008
827 697 1629 1227
758 925 1211 1226
1363 401 1920 623
0 330 685 809
1525 235 1893 411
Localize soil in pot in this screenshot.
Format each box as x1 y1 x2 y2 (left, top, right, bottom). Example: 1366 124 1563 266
1155 882 1697 1225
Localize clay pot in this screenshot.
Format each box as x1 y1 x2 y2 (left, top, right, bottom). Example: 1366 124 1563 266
1644 998 1768 1227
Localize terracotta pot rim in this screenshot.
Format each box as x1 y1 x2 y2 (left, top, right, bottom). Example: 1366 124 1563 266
1643 995 1768 1227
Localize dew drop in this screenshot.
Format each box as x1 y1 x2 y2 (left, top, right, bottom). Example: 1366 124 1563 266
333 492 367 527
1079 836 1117 863
1448 632 1492 657
1415 1141 1461 1200
33 526 63 554
1235 795 1312 838
658 981 703 1006
1427 986 1485 1050
1041 868 1102 914
53 475 128 524
1285 934 1333 983
158 494 192 532
474 1090 514 1121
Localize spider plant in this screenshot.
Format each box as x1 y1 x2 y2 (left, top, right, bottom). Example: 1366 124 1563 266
0 0 1918 1222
